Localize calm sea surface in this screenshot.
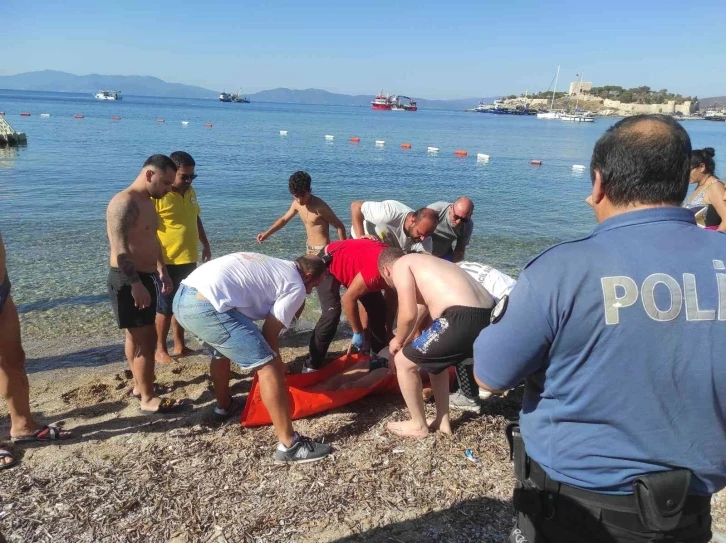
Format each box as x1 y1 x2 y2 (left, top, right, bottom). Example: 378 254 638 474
1 90 725 353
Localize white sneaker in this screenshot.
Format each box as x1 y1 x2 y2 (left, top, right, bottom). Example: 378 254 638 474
479 388 493 400
449 390 482 414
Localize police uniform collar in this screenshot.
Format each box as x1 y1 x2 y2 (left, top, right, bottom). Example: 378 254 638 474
592 207 696 236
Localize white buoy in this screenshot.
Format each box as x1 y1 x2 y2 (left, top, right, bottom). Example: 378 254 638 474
375 140 385 146
40 113 51 118
280 130 288 136
572 164 586 170
477 153 490 162
427 147 439 153
181 121 189 125
325 135 334 141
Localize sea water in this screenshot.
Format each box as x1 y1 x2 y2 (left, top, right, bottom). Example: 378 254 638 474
1 90 724 357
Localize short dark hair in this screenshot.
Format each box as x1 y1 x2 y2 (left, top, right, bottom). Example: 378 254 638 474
170 151 196 169
589 114 691 206
690 147 716 176
413 207 439 224
378 247 405 274
289 171 312 196
143 154 177 172
295 254 326 279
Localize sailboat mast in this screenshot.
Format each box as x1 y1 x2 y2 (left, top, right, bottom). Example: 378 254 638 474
551 65 560 110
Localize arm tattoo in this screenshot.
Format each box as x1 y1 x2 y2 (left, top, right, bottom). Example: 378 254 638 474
110 198 141 283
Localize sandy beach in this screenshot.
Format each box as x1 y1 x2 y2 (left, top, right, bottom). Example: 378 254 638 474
0 328 724 543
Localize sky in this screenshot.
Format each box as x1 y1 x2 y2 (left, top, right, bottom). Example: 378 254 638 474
4 0 726 99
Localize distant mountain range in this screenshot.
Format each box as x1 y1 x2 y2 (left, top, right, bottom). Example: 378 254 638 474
699 96 726 109
0 70 488 110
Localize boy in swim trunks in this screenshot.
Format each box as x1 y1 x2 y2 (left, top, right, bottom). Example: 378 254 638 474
257 171 347 254
378 249 495 438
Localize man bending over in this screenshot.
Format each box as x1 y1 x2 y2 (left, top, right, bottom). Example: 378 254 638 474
380 250 495 438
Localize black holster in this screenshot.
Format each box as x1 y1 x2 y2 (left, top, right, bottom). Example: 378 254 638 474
506 422 547 519
633 469 692 532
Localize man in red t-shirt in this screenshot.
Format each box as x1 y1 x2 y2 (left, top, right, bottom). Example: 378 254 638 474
307 239 402 370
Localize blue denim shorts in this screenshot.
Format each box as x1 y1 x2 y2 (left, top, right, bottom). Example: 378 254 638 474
173 284 275 369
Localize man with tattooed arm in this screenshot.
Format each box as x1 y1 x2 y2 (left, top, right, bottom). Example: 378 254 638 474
106 154 184 414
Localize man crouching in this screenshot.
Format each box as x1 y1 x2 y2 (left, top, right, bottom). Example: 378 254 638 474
379 249 495 438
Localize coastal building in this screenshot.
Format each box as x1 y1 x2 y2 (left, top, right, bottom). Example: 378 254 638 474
568 80 593 96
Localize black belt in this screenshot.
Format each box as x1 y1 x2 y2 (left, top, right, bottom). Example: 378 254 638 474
528 459 711 531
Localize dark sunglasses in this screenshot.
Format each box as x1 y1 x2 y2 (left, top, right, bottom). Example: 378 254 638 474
180 174 197 182
453 213 471 223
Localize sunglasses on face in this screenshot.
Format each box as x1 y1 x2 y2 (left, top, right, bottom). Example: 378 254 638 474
180 174 197 182
453 213 470 223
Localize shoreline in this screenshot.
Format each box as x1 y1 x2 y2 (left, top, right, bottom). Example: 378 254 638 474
2 331 725 541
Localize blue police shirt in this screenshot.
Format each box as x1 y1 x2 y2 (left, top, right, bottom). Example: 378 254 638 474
474 207 726 495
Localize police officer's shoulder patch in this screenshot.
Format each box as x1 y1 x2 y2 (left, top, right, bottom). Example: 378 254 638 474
491 295 508 324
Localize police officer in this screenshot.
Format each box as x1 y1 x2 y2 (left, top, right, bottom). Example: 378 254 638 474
473 115 726 542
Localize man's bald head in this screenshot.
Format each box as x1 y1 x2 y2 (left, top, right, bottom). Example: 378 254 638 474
590 114 691 207
451 197 474 225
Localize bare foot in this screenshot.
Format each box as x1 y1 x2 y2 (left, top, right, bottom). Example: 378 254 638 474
139 397 184 414
386 420 429 439
427 417 452 435
172 346 194 357
155 350 176 364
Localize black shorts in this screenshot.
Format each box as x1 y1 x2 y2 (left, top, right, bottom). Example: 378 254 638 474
402 305 492 374
0 273 11 314
156 262 197 316
108 268 160 329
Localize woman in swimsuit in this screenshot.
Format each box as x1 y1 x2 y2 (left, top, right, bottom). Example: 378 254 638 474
685 147 726 231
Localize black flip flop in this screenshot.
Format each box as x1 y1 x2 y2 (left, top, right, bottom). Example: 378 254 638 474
139 397 185 415
127 383 174 399
11 425 72 443
0 449 17 470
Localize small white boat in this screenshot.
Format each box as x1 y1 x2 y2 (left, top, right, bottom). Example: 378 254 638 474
561 113 595 123
537 110 564 119
95 90 122 101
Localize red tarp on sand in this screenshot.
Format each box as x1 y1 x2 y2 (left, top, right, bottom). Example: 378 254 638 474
241 353 404 427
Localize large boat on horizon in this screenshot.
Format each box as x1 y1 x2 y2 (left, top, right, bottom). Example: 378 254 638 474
94 90 122 101
219 88 250 103
371 91 417 111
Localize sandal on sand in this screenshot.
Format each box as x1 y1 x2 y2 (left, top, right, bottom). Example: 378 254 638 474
127 383 174 400
0 449 18 470
139 397 184 415
11 425 72 443
211 397 241 423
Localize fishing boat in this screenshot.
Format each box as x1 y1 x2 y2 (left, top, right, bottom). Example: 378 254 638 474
219 89 250 103
537 66 563 119
704 110 726 122
390 95 418 111
94 90 122 101
371 91 392 110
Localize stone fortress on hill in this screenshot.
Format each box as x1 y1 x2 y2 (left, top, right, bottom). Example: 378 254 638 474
505 79 698 117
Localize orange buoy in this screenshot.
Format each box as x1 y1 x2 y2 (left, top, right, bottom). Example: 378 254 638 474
157 118 165 123
455 149 468 156
20 112 31 117
205 123 213 127
111 116 121 121
350 137 360 143
530 160 543 166
73 114 84 119
401 143 412 149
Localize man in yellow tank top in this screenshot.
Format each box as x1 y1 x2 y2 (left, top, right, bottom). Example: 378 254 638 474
154 151 211 364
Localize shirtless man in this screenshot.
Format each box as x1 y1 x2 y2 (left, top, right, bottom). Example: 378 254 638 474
1 232 71 470
257 171 346 254
106 154 184 414
379 250 495 438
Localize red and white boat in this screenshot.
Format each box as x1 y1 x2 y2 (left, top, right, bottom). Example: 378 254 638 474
371 90 417 111
371 91 392 110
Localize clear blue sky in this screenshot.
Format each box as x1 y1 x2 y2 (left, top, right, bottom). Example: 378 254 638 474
4 0 726 99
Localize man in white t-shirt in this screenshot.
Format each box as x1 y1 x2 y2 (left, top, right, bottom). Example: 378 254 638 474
350 200 437 254
173 252 331 464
